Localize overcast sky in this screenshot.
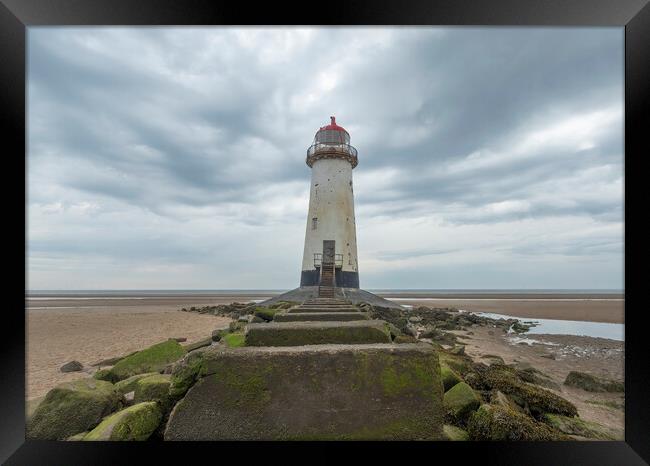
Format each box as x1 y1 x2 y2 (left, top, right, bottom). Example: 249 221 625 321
27 27 624 290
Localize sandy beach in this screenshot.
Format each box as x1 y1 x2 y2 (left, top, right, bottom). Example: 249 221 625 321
26 303 231 400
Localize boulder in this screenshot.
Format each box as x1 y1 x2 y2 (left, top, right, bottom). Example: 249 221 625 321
514 365 559 390
95 340 187 382
183 337 213 353
170 337 187 343
211 329 225 342
114 373 160 396
467 404 567 441
83 402 162 441
66 431 89 441
168 346 211 399
26 378 121 440
491 390 524 413
133 374 171 406
564 371 624 393
480 354 505 366
254 307 278 322
393 335 418 344
467 364 577 417
440 364 462 392
541 413 619 440
443 424 469 441
450 345 465 355
60 360 84 373
26 396 45 423
444 382 481 422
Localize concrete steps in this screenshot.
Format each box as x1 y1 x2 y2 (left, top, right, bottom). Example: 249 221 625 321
245 320 391 346
274 312 369 322
288 306 361 313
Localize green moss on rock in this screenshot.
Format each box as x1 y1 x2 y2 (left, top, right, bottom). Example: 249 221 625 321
468 364 577 417
542 413 619 440
114 373 159 396
438 350 474 376
254 307 278 322
467 404 568 441
169 347 209 399
83 402 162 441
443 424 469 441
66 431 89 441
223 332 246 347
564 371 624 393
26 378 121 440
104 340 187 382
444 382 481 422
441 364 462 392
134 374 171 405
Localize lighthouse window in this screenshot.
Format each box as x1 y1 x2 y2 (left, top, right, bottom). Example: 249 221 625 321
312 217 318 230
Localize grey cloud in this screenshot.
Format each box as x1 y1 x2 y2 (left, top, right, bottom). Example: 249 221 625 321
27 27 624 289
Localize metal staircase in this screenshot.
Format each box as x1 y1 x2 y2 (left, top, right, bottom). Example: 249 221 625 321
318 261 335 298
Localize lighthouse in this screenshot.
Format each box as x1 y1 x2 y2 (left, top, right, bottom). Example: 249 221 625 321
300 117 360 292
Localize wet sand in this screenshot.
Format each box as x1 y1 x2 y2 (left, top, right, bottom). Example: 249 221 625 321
390 297 624 324
449 325 625 439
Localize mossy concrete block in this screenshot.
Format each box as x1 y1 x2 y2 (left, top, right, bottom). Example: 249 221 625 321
134 374 171 405
245 321 391 346
165 343 444 440
274 312 369 322
114 373 160 396
222 332 246 347
443 424 469 441
104 340 187 382
542 413 619 440
467 404 567 441
441 364 462 392
83 402 162 441
26 378 121 440
444 382 481 421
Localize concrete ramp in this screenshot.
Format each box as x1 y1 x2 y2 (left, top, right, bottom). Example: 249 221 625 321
164 344 444 440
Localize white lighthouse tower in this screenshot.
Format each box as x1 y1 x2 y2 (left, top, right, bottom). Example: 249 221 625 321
300 116 359 292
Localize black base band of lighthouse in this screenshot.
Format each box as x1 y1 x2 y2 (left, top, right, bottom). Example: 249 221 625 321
300 269 360 289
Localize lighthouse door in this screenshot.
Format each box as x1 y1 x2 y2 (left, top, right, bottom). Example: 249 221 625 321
322 240 335 264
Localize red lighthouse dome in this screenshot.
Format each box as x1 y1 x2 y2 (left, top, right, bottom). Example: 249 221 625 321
307 116 358 169
320 116 348 133
315 116 351 145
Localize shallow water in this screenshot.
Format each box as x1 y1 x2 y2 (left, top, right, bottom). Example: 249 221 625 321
471 311 624 341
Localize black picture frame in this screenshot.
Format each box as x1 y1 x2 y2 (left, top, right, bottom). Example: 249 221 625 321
2 0 647 464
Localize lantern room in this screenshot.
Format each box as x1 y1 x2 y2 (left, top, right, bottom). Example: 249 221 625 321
306 116 358 168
